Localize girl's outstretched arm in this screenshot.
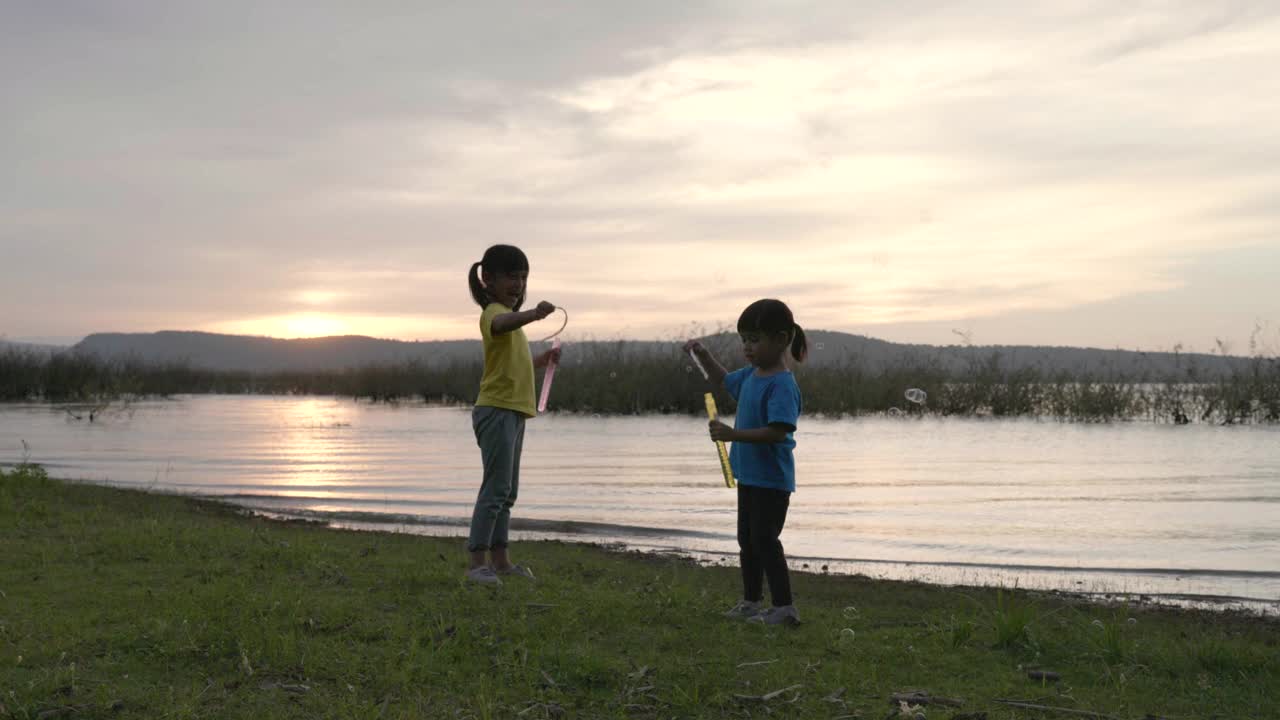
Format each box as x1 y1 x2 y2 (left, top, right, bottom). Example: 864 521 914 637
492 301 556 335
683 339 729 387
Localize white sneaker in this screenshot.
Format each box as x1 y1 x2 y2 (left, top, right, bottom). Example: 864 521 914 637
723 600 766 619
748 605 800 626
496 564 535 580
465 566 503 586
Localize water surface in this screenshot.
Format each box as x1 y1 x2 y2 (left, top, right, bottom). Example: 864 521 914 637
3 395 1277 610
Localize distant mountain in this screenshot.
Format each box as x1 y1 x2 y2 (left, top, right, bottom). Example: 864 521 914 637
73 331 477 372
794 331 1254 378
70 330 1255 378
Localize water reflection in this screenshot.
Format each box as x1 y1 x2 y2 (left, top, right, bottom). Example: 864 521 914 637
2 395 1278 609
272 397 360 494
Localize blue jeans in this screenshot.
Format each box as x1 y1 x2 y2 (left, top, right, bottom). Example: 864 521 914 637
468 406 525 552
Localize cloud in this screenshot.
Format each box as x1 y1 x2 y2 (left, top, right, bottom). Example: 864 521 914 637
1 1 1278 348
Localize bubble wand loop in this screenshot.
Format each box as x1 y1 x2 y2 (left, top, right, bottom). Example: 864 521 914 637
688 348 709 380
536 308 567 413
703 393 736 489
533 307 568 344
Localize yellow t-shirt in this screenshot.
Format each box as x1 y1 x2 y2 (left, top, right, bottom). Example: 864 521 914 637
475 302 536 417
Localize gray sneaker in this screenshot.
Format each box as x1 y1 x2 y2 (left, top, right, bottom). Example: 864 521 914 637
497 564 535 580
723 600 766 619
465 566 503 586
748 605 800 626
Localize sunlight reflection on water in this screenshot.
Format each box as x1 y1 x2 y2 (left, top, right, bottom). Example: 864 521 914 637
3 395 1278 610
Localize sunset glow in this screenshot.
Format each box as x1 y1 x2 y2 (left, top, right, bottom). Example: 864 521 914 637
294 290 343 306
220 314 352 339
207 313 473 341
3 3 1278 351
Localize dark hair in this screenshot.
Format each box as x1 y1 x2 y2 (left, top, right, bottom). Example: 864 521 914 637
467 244 530 311
737 298 807 363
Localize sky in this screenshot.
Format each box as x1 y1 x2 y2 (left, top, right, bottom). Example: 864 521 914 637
3 1 1279 354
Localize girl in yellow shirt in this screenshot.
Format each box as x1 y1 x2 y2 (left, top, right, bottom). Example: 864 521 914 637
464 244 560 585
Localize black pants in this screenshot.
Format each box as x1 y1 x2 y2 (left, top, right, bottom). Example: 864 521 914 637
737 484 792 607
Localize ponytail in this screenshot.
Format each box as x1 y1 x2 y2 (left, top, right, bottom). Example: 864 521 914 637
467 261 488 308
790 324 808 363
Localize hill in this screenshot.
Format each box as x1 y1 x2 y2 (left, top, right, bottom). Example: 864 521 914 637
70 330 1253 378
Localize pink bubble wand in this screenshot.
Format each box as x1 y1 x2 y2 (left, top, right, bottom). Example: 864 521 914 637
537 337 561 413
535 308 568 413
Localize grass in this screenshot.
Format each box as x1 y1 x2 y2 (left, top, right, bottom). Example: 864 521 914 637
2 464 1277 719
988 590 1041 651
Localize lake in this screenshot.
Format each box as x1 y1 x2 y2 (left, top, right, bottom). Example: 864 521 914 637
3 395 1277 611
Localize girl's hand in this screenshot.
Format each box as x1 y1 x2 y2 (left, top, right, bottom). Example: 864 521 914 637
709 419 736 442
534 345 562 369
683 339 726 385
533 301 556 320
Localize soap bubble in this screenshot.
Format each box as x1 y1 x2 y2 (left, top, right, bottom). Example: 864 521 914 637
842 606 860 620
888 407 903 417
817 342 825 351
609 371 617 379
904 388 927 405
685 365 693 373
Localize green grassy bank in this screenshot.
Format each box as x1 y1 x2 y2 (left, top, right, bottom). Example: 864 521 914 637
2 464 1276 719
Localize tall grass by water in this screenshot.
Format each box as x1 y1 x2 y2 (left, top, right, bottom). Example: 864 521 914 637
4 338 1279 423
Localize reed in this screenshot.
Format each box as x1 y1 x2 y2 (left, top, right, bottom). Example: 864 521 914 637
4 342 1279 423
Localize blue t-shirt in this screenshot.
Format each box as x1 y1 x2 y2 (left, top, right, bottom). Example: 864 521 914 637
723 366 801 493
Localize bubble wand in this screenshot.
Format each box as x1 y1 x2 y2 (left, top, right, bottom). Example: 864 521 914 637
704 393 736 489
536 338 560 413
687 348 735 488
688 348 709 380
536 308 568 413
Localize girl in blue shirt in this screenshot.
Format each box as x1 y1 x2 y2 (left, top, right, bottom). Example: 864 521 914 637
685 298 806 625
